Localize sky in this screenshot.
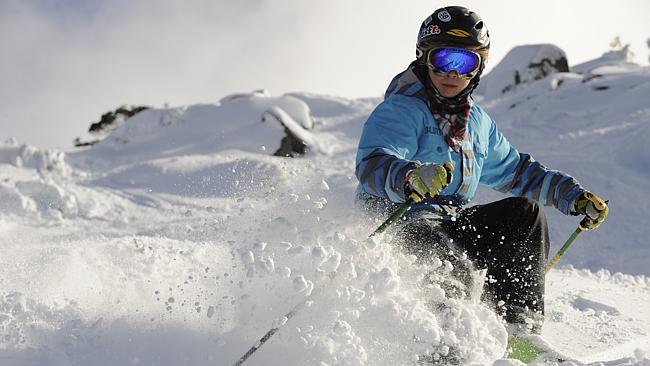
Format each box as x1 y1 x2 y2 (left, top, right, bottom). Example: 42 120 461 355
1 0 649 148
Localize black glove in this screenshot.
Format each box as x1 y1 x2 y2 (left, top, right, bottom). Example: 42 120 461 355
573 191 608 230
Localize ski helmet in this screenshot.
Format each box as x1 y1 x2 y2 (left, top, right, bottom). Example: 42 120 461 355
416 6 490 72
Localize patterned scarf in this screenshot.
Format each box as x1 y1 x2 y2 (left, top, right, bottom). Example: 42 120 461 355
429 97 472 152
411 64 475 152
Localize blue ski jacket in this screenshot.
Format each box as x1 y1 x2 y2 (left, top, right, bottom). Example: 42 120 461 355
355 66 584 216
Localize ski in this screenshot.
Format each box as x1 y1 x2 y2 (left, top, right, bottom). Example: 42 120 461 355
507 335 585 365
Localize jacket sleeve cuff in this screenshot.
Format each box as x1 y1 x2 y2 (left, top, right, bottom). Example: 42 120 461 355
386 161 420 202
560 186 585 216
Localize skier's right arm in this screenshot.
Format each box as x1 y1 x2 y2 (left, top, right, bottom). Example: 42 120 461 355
355 97 423 203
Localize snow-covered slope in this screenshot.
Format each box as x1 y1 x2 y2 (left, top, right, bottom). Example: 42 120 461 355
1 50 649 365
479 52 650 276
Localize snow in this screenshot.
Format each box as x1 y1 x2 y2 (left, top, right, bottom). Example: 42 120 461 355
1 49 649 365
476 44 569 99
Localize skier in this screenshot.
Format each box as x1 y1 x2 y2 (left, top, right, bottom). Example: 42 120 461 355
354 5 608 361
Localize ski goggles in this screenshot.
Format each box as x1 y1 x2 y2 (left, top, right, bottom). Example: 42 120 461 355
426 47 481 79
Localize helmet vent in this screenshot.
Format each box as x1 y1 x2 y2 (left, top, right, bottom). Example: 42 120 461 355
475 21 484 30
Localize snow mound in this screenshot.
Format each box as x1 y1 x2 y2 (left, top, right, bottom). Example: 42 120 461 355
0 175 111 220
0 139 70 175
286 92 377 119
0 140 80 218
477 44 569 98
572 46 637 74
220 89 314 129
84 91 322 164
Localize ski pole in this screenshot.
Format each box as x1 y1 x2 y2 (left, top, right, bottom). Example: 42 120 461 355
545 226 584 273
232 291 313 366
369 201 412 237
546 195 608 273
546 212 601 273
232 271 337 366
232 200 413 365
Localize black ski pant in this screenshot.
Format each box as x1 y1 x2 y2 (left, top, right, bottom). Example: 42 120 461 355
399 197 550 327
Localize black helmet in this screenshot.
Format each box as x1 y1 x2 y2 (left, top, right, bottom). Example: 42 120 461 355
416 6 490 64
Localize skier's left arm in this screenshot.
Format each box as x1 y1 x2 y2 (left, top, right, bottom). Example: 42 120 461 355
478 116 608 227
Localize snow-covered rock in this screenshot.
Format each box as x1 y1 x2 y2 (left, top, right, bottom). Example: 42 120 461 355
80 91 323 163
477 44 569 98
572 45 637 74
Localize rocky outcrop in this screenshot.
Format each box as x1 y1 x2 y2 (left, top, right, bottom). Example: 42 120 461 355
74 105 149 147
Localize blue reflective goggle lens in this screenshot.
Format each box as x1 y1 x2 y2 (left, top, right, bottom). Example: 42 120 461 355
428 47 480 75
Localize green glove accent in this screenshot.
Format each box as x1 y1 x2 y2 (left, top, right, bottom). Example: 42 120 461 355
574 191 608 230
405 161 454 203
